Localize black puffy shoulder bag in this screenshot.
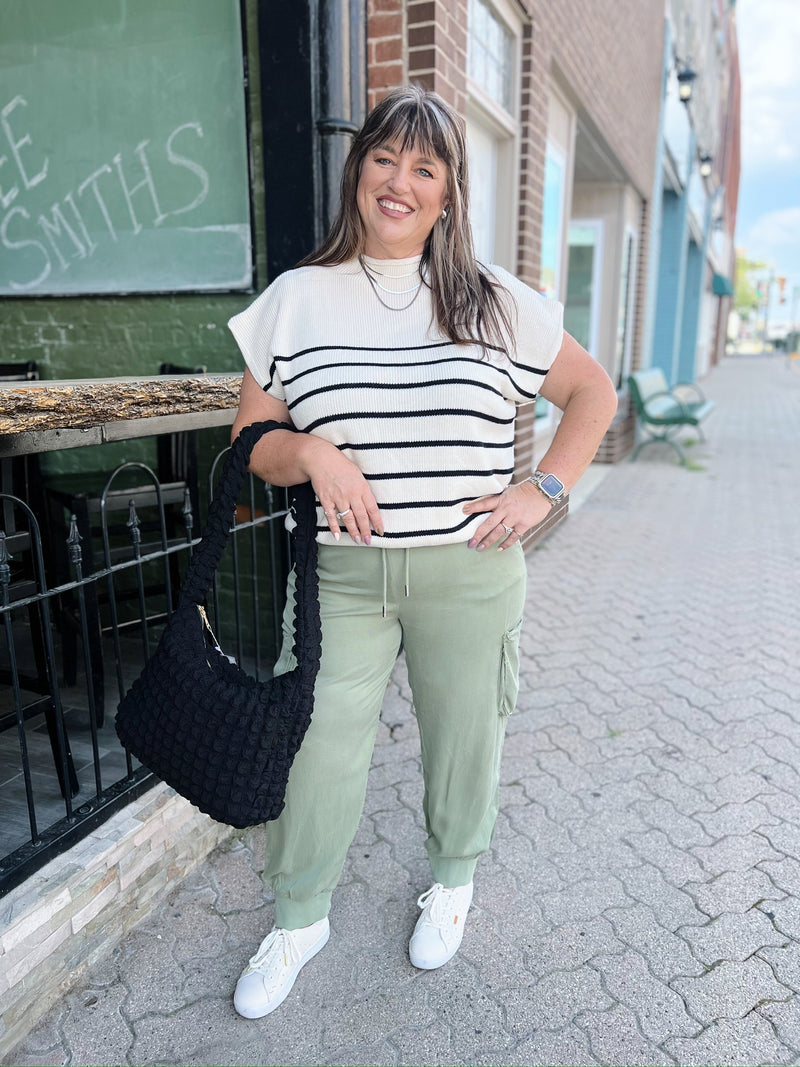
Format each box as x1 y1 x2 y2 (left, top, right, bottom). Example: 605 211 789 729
116 420 322 828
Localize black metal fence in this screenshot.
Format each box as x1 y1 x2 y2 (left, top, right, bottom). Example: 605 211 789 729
0 450 290 897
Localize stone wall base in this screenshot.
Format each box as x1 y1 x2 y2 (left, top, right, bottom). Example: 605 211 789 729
0 784 231 1061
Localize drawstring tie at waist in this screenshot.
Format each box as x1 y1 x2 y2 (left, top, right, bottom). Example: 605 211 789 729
380 547 411 618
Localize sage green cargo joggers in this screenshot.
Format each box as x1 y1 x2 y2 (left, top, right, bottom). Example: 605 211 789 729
266 540 527 929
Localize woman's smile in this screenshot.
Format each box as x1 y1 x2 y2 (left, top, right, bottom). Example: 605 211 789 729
376 197 413 216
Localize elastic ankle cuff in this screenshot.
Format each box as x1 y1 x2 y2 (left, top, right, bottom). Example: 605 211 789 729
274 892 332 930
428 858 477 888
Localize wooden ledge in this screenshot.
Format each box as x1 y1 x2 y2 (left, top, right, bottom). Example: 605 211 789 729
0 374 243 435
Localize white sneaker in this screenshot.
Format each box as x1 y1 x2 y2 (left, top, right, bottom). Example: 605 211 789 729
233 917 330 1018
408 882 473 970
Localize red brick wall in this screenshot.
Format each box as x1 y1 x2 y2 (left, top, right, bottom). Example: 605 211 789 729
367 1 664 275
529 1 663 200
517 19 548 288
517 0 663 285
367 0 406 109
407 0 468 113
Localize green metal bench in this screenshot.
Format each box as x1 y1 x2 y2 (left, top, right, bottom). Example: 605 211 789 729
628 368 715 464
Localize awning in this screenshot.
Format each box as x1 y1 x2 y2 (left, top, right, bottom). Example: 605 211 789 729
712 272 735 296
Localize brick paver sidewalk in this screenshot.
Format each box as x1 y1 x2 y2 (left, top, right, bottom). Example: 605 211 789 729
7 353 800 1067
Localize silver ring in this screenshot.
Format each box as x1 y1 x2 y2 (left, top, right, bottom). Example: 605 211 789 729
501 523 514 536
336 508 352 520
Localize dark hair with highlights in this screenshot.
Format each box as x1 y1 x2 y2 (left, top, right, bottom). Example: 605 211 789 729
298 85 515 353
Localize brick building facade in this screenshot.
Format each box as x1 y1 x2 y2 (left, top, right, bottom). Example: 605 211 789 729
365 0 738 459
368 0 665 464
646 0 740 386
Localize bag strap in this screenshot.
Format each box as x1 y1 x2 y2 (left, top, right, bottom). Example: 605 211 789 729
180 420 315 611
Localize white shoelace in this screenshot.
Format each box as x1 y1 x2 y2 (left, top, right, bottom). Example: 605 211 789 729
416 883 463 928
245 927 302 983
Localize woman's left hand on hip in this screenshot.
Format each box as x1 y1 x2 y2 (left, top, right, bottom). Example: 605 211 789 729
463 482 553 551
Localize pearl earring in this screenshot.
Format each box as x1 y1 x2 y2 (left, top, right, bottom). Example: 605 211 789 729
441 208 448 219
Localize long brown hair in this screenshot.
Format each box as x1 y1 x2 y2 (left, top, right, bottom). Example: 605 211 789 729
298 85 516 353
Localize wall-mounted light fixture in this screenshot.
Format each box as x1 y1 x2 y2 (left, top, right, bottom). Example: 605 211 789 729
699 153 713 178
677 63 697 103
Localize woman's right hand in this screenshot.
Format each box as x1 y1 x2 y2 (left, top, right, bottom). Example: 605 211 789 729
300 435 384 544
232 370 383 544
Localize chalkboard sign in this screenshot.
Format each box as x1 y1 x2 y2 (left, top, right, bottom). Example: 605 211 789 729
0 0 252 295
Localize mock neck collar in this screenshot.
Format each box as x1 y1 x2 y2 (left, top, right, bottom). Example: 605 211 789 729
359 253 423 277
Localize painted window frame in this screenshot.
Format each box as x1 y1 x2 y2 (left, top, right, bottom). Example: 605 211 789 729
466 0 522 271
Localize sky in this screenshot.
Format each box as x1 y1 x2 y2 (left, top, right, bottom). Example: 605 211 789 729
735 0 800 322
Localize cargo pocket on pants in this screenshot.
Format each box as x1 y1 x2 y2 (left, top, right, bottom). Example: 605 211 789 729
498 617 523 718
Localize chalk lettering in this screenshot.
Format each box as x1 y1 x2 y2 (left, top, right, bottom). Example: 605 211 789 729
77 164 117 242
1 205 51 290
0 152 17 210
64 191 97 255
1 117 222 292
113 141 167 235
37 203 86 268
1 96 48 191
165 122 209 216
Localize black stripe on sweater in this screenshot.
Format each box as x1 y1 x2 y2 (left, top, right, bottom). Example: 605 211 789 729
337 438 512 451
287 377 505 411
503 373 539 400
280 353 515 388
315 512 480 538
279 341 458 361
304 409 516 432
512 356 554 376
365 466 515 481
375 495 485 510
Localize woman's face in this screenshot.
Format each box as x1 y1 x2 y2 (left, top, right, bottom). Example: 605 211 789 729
356 139 449 259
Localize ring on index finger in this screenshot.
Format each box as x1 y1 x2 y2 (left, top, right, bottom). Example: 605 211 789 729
336 508 352 520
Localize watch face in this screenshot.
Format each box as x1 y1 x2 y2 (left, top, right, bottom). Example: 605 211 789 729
539 473 564 498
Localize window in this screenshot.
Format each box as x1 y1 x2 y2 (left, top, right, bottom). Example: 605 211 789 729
540 145 566 300
539 87 576 301
466 121 498 263
468 0 514 111
466 0 521 269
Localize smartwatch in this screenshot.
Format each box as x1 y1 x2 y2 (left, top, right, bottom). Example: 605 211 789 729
528 469 566 506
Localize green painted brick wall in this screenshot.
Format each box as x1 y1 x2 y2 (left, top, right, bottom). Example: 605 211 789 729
1 0 266 478
2 293 251 475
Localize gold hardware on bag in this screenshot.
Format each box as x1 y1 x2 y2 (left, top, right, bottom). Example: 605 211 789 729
198 604 222 649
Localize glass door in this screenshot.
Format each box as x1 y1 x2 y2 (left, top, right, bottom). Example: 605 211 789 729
564 220 603 356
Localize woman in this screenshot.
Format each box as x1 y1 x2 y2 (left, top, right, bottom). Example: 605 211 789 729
228 85 617 1019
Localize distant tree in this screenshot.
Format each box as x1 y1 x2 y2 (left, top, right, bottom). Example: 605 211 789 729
735 249 768 320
